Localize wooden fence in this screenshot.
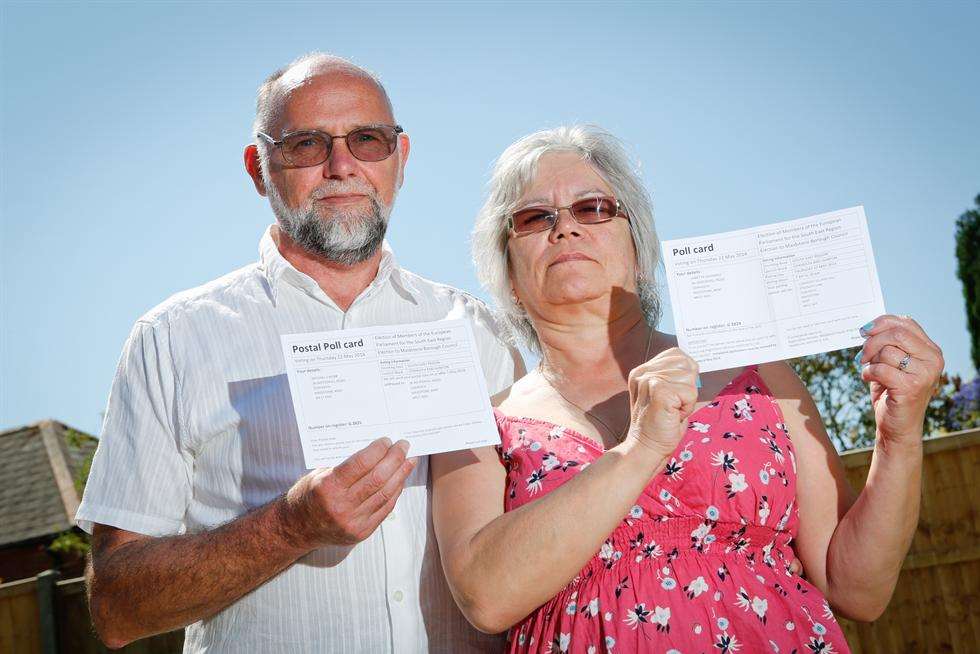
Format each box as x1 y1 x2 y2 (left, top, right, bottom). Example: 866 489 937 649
0 571 182 653
837 427 980 652
2 428 978 653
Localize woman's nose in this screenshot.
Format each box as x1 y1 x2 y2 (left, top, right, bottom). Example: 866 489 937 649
548 207 581 242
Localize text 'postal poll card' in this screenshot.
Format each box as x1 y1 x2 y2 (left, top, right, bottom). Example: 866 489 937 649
661 206 886 372
281 319 498 468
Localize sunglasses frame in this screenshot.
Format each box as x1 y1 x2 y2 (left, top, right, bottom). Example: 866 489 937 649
257 124 404 166
508 196 629 237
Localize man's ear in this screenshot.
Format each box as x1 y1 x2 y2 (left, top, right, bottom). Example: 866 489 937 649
395 132 410 190
244 144 267 196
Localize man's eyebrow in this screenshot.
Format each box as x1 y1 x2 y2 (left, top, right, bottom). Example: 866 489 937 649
279 122 392 136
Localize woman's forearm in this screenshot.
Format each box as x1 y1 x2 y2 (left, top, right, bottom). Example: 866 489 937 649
445 440 667 633
824 437 922 621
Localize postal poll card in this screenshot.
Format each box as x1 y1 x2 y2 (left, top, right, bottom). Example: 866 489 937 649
661 206 886 372
281 319 498 468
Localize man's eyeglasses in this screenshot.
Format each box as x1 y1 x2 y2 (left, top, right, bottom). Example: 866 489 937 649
509 196 628 236
257 125 404 167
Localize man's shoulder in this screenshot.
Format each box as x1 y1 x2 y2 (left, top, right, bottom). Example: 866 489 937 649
137 263 266 328
398 268 503 329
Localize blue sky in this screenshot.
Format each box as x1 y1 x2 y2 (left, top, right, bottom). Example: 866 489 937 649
2 2 977 436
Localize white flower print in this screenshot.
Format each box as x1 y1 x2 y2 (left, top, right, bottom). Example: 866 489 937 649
525 468 547 494
760 428 785 464
822 601 836 621
652 605 671 632
684 575 709 599
548 425 565 440
725 472 748 497
604 635 616 651
679 448 694 461
691 520 715 552
717 617 729 630
758 496 771 524
635 539 663 562
762 540 777 568
776 500 794 531
664 458 684 480
732 397 756 421
723 431 744 441
623 603 652 629
789 449 797 473
759 467 771 485
805 637 836 653
661 577 677 590
752 595 769 624
690 421 711 433
711 450 739 471
581 597 600 618
559 632 571 652
541 452 561 471
769 639 780 652
735 587 751 610
706 505 721 521
529 441 542 452
629 505 644 519
714 633 742 653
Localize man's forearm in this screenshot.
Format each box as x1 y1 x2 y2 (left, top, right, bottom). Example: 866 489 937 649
89 497 309 648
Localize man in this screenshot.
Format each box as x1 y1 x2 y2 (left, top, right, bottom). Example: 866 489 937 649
76 53 523 652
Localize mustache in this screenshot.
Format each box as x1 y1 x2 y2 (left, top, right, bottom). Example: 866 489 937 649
310 180 379 201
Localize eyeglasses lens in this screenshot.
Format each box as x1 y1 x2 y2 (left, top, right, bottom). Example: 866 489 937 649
511 197 619 234
280 127 398 165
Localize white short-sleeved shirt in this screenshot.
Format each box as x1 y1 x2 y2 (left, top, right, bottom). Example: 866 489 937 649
76 226 521 653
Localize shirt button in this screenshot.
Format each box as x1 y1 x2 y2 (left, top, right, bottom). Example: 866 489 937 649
393 590 404 602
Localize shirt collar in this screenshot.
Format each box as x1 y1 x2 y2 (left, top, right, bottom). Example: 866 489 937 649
258 225 418 306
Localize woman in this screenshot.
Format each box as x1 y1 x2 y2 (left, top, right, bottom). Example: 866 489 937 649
431 126 943 653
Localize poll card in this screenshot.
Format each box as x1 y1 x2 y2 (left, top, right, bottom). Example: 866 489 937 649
281 319 498 468
661 206 885 372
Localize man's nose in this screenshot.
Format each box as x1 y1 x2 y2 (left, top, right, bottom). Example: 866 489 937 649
322 136 358 178
548 207 581 242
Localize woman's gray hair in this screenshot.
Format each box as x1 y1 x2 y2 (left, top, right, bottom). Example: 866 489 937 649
472 125 661 353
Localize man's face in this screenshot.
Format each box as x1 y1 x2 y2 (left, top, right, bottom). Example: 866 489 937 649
259 72 409 264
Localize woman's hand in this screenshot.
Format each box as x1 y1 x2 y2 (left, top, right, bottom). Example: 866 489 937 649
624 347 700 459
857 315 945 448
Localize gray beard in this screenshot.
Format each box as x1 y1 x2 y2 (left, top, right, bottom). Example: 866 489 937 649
267 184 390 266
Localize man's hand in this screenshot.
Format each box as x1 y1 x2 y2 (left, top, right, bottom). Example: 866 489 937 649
280 437 417 548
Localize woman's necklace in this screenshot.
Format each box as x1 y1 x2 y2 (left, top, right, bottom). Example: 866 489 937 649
541 327 654 443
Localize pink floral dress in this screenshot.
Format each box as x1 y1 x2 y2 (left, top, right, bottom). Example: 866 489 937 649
494 366 850 654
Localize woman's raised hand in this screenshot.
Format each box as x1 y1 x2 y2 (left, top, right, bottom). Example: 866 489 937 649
857 315 945 448
624 347 700 460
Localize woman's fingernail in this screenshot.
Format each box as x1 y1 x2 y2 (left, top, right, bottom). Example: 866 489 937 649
853 349 864 366
859 321 875 337
695 375 703 389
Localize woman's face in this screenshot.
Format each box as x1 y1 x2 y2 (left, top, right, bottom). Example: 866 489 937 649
507 152 638 316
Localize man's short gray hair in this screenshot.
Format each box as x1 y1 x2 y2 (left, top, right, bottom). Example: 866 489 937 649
252 52 394 173
472 125 662 353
